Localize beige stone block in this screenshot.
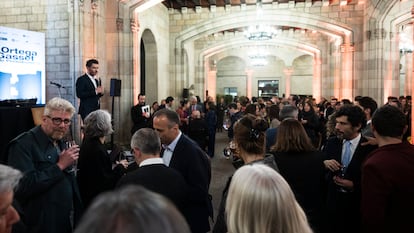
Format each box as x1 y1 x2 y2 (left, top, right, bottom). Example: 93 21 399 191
47 64 60 72
32 6 44 14
6 15 17 23
169 26 182 33
29 21 42 30
54 20 68 29
17 15 27 23
47 47 60 55
339 11 349 18
56 38 69 47
328 12 339 18
0 8 13 16
321 6 330 13
0 1 13 7
13 0 24 7
10 8 21 15
176 20 184 26
38 14 47 21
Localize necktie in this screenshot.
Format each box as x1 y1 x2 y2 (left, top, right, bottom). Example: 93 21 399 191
342 141 352 168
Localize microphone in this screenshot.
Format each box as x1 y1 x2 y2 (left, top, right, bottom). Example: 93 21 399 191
50 81 65 88
97 78 102 87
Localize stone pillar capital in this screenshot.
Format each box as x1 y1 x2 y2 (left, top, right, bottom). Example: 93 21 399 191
130 18 139 33
284 67 293 75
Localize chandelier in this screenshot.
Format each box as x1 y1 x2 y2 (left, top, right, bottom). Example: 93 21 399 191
244 25 275 41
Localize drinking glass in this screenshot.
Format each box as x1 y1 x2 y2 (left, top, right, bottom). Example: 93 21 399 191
65 140 79 175
337 166 348 193
223 118 231 131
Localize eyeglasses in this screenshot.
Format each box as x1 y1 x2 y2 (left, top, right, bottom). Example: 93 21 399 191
47 116 72 125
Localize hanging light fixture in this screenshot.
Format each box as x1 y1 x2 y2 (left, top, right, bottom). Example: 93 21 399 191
244 25 275 41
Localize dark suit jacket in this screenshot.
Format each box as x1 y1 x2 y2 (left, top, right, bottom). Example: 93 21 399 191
323 136 377 233
188 118 208 151
170 134 212 233
76 138 126 208
117 163 188 215
76 74 102 120
130 104 150 135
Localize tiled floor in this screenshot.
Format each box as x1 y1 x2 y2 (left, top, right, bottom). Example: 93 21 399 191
208 130 235 227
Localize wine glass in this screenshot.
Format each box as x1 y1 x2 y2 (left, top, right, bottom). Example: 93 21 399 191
65 140 79 175
336 166 348 193
223 118 231 131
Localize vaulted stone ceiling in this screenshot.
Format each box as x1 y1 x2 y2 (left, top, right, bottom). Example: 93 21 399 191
162 0 358 9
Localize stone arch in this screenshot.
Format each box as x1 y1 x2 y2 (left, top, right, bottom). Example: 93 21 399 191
175 10 349 101
372 0 414 102
141 28 158 105
199 37 323 100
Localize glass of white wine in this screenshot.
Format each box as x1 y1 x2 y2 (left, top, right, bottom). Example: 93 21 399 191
65 140 79 175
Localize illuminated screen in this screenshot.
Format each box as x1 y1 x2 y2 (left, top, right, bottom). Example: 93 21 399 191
0 26 45 104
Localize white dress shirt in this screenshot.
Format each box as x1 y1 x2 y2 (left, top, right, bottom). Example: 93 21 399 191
162 131 182 166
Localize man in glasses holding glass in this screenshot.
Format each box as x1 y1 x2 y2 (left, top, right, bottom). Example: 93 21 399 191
6 97 82 233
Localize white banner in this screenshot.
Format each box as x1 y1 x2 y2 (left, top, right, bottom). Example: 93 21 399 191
0 26 45 104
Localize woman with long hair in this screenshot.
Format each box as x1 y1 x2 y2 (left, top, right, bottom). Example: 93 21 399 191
226 164 313 233
270 118 326 232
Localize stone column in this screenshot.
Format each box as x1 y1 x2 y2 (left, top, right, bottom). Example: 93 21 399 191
130 15 140 105
340 42 355 100
245 69 253 100
284 66 293 98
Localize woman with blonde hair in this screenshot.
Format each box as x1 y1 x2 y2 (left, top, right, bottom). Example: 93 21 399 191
226 164 313 233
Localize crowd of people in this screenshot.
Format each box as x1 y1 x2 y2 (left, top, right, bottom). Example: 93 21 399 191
0 91 413 233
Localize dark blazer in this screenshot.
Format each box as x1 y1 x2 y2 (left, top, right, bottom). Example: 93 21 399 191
323 136 377 233
188 118 208 151
130 104 150 135
76 137 126 208
117 163 188 215
272 150 327 233
170 134 212 233
76 74 102 120
7 126 83 233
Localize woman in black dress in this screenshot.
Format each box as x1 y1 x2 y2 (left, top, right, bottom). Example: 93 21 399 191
77 110 128 208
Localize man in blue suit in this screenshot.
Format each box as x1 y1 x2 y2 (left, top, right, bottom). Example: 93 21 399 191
323 105 376 233
76 59 104 120
153 109 212 233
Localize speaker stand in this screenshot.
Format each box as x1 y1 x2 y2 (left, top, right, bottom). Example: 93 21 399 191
110 95 115 149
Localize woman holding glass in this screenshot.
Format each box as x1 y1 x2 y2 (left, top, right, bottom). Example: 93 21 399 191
213 113 277 233
77 110 128 208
